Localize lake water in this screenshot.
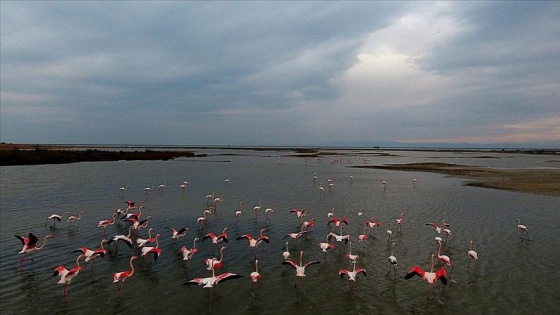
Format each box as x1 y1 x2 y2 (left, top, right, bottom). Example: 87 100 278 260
1 149 559 314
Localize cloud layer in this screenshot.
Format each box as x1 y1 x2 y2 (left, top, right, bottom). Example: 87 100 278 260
1 2 559 147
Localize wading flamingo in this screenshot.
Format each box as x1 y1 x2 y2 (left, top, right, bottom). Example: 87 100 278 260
404 253 448 299
165 226 189 245
318 234 335 261
467 240 479 271
54 254 84 302
436 240 454 280
283 242 291 261
71 239 108 271
388 242 398 275
326 231 350 245
517 219 529 239
181 237 200 261
345 242 359 263
396 212 405 233
15 233 53 267
205 246 227 270
264 204 276 222
136 228 155 247
339 262 367 290
141 233 162 262
357 227 368 243
67 211 84 229
98 212 118 237
45 213 66 228
144 183 155 196
157 182 167 194
187 264 242 288
282 251 320 289
108 226 133 249
235 201 243 224
112 255 138 294
202 228 228 245
425 220 449 234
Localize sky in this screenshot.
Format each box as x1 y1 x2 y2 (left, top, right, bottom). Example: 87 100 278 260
1 1 559 148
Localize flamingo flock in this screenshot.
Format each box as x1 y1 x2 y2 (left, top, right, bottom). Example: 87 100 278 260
16 162 531 307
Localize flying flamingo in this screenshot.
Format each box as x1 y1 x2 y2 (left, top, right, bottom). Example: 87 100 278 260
165 226 189 245
136 228 155 247
318 235 334 261
67 211 84 229
187 263 242 288
283 242 291 261
202 228 228 245
141 233 162 261
339 262 367 291
54 254 84 302
126 215 152 230
107 226 133 249
388 242 398 277
15 233 53 267
45 213 66 228
112 255 138 295
205 246 227 270
237 229 269 255
71 239 108 271
404 253 448 299
517 219 529 239
98 212 118 237
181 237 200 262
282 251 320 289
467 240 479 271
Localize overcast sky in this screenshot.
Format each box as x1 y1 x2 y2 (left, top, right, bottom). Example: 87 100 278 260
1 1 559 147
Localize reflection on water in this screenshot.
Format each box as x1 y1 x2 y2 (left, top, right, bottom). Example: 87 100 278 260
0 149 559 314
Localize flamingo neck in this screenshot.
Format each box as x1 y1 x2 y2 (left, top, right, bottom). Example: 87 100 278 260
430 254 435 273
155 235 160 248
299 251 303 267
129 258 135 276
37 236 51 250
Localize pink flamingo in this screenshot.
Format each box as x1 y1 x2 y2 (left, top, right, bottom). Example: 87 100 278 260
326 231 350 245
112 255 138 294
15 233 53 267
181 237 200 261
53 254 84 301
197 210 211 227
365 218 382 236
66 211 84 229
300 218 316 231
345 241 359 263
165 226 189 245
396 212 405 232
237 229 269 250
71 239 108 271
282 230 308 247
357 227 368 243
187 264 242 288
436 239 454 280
404 253 448 298
205 246 227 270
339 262 367 290
425 220 449 234
141 233 162 261
98 212 118 237
250 259 261 284
328 217 349 228
290 208 308 221
467 240 478 271
136 228 155 247
283 242 291 261
282 251 320 289
107 226 133 249
202 228 228 245
318 235 334 261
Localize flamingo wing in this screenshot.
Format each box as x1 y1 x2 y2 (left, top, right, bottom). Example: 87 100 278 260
202 233 216 242
435 267 448 285
339 269 349 279
15 234 27 245
215 272 243 284
258 236 270 243
186 277 208 285
27 233 39 246
356 268 367 276
282 260 298 270
404 266 425 280
236 235 253 241
303 260 320 268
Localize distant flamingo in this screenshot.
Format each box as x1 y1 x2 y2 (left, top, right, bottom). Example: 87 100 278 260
98 212 118 237
386 224 393 241
144 183 155 196
404 253 448 298
339 262 367 290
283 242 291 261
319 184 325 196
382 180 387 190
67 211 84 229
45 213 65 228
112 255 138 294
165 226 189 245
291 208 308 221
327 217 348 228
197 210 211 227
119 185 129 197
141 233 162 261
203 228 228 245
282 251 320 289
157 181 167 194
235 201 243 224
181 237 200 261
357 227 368 243
15 233 53 267
467 240 479 271
250 259 261 283
413 177 418 187
283 230 308 246
300 218 316 231
187 263 242 288
253 200 263 220
205 246 227 270
517 219 529 239
206 192 215 204
136 228 155 247
264 204 276 222
365 218 382 236
179 181 189 193
54 254 84 301
388 242 398 275
327 208 335 218
396 212 405 232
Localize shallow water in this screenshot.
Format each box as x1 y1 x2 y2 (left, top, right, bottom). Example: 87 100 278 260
1 149 559 314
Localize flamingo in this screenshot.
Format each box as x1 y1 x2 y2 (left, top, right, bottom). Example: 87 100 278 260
98 212 118 237
165 226 189 245
112 255 138 294
404 253 448 298
283 242 291 261
365 218 382 236
213 194 225 206
517 219 529 239
253 200 263 219
181 237 200 261
205 246 227 270
144 183 155 196
467 240 479 271
290 208 308 221
157 181 167 194
382 180 387 190
136 228 155 247
435 239 454 280
54 254 84 301
205 192 215 204
126 215 152 230
235 201 243 224
187 263 242 288
197 210 211 227
328 217 348 228
224 176 230 187
396 212 405 232
413 177 418 187
319 184 325 196
339 262 367 289
71 239 108 269
124 205 144 220
357 227 368 243
326 231 350 245
141 233 162 261
425 220 449 234
318 235 334 261
45 213 65 228
300 218 316 231
107 226 133 249
202 228 228 245
250 259 261 283
237 229 269 252
327 208 335 218
119 185 129 197
345 242 359 263
264 204 276 222
386 224 393 241
67 211 84 229
282 251 320 288
388 242 398 275
179 182 189 193
15 233 53 267
282 231 308 246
